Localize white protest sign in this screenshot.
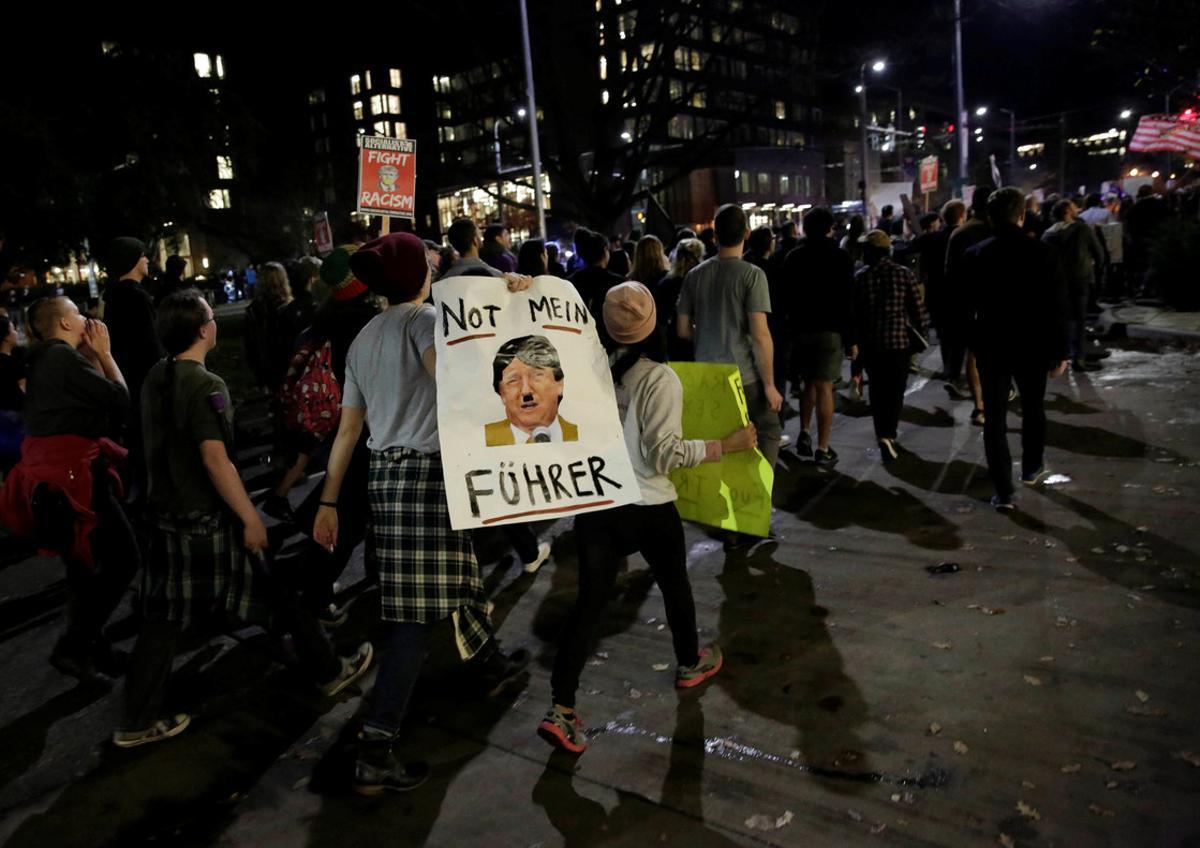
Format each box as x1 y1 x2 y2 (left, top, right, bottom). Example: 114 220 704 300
433 275 640 530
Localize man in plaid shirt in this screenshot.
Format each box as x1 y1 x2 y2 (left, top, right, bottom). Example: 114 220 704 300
853 230 929 462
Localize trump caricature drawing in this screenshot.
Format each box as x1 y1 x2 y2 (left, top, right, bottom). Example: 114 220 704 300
484 335 579 446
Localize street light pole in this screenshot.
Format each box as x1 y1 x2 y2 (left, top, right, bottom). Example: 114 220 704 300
518 0 547 240
859 63 870 222
954 0 968 195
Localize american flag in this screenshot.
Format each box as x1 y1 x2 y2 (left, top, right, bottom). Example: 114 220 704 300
1130 114 1200 159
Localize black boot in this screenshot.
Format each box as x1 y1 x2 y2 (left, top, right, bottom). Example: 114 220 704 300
353 726 429 796
49 635 112 688
473 641 530 697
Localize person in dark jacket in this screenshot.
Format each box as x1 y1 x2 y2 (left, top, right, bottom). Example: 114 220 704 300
101 237 162 498
569 229 626 350
912 200 965 377
7 296 134 685
963 187 1069 511
944 189 991 424
783 208 857 465
289 247 382 622
480 224 517 273
1042 199 1105 372
154 255 189 306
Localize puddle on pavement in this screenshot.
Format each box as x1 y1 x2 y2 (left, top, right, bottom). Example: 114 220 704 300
589 720 949 788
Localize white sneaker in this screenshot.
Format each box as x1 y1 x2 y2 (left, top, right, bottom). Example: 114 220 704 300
523 541 552 574
779 434 793 449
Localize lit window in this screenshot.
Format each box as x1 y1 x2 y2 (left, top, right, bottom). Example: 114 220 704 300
692 92 706 108
193 53 212 78
388 94 401 114
216 156 234 180
353 101 363 120
207 188 231 210
350 74 361 95
390 68 402 88
370 94 383 115
374 120 390 136
215 55 225 79
641 43 654 62
599 56 607 80
621 50 628 71
364 70 372 90
308 88 325 106
394 122 407 138
669 80 683 100
775 101 786 120
757 173 770 193
780 175 790 194
601 89 610 104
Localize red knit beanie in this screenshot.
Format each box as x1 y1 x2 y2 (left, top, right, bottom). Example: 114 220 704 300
348 232 429 302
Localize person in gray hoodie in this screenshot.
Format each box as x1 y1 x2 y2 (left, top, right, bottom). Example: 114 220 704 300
536 282 756 755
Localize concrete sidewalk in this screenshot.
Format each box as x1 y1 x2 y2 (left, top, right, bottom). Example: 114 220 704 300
1 342 1198 847
1102 302 1200 343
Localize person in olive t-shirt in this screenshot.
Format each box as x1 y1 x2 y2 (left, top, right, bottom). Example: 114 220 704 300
116 289 371 749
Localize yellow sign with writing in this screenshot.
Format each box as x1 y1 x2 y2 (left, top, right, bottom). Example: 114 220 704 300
668 362 774 537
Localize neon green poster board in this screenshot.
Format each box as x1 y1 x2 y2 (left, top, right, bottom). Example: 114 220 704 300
667 362 774 537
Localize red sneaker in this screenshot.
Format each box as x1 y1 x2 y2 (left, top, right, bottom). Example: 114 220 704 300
675 644 724 689
537 707 587 754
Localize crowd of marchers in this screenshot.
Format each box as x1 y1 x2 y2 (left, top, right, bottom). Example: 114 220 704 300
0 175 1192 794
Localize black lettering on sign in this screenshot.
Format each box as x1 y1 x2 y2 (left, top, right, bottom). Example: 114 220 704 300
523 463 551 505
443 298 501 336
529 295 591 325
548 464 571 499
465 470 494 517
568 460 592 497
587 456 621 495
498 462 521 505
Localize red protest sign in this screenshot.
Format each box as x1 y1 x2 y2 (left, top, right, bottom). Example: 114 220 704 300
919 156 939 194
357 136 417 219
313 211 333 255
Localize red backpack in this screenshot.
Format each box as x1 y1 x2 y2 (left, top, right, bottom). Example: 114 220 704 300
278 332 341 439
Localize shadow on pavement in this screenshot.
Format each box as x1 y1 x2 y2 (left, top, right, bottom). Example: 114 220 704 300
715 544 872 795
531 699 747 847
1007 488 1200 610
0 682 109 796
775 466 963 551
1042 392 1102 415
528 530 656 671
883 448 992 497
303 684 525 847
3 645 343 847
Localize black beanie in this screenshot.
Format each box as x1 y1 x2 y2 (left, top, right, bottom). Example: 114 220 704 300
106 237 146 277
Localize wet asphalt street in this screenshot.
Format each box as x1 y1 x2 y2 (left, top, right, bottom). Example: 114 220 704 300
1 329 1198 847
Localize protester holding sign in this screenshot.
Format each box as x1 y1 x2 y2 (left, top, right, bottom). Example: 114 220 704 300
312 233 531 796
537 282 755 755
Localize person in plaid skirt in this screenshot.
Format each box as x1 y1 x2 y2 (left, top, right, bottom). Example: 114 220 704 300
114 290 373 749
853 230 930 463
313 233 531 796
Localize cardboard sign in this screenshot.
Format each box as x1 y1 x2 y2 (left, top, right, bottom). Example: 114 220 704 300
432 275 639 530
667 363 774 537
357 136 416 219
313 211 334 255
919 156 939 194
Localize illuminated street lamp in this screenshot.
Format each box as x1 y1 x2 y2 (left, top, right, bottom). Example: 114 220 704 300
858 58 886 219
1120 109 1133 120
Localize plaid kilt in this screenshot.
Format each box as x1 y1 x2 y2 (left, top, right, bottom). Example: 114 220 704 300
367 447 492 660
141 513 270 629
